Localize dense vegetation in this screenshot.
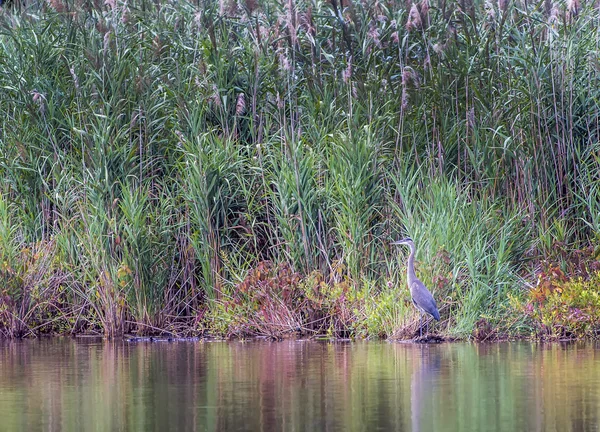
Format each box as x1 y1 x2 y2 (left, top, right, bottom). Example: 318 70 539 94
0 0 599 339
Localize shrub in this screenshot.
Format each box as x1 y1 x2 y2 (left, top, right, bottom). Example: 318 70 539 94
519 265 600 339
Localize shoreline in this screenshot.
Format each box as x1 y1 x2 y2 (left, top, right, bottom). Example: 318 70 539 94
0 330 595 344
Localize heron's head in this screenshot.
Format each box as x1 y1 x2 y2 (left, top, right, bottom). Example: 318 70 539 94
391 237 414 247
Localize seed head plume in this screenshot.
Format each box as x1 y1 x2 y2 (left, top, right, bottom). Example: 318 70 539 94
279 51 291 71
466 107 475 130
211 84 222 107
236 93 246 115
121 4 130 23
47 0 67 12
390 18 399 44
194 11 202 28
300 7 316 37
567 0 580 19
103 31 112 57
70 67 79 91
368 24 382 48
286 0 298 48
547 1 560 28
219 0 238 17
402 67 420 89
31 90 46 115
401 67 420 111
244 0 258 14
544 0 552 16
406 3 422 31
342 56 352 84
485 0 496 21
401 79 409 112
420 0 430 23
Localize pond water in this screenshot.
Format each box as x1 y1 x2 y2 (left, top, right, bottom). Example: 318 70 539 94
0 339 599 431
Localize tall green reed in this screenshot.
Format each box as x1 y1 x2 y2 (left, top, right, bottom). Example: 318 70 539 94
390 168 531 336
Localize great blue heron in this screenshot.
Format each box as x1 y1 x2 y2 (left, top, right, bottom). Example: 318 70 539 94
392 237 440 336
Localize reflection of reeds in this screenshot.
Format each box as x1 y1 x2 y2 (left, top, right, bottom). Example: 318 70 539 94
3 342 600 431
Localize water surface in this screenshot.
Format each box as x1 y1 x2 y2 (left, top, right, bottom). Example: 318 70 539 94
0 339 599 431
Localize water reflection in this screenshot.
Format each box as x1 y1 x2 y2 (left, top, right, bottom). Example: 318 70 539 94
410 346 441 432
0 340 599 431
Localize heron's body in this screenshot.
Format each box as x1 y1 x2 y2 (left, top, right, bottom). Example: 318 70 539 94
392 238 440 335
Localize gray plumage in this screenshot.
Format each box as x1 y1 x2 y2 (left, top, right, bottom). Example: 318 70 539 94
392 237 440 335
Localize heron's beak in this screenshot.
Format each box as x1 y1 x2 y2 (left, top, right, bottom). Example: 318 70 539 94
391 238 410 245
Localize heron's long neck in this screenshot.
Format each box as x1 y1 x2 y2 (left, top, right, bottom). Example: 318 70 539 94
407 245 417 281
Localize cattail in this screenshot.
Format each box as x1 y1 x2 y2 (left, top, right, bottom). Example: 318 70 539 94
391 31 399 44
236 93 246 115
406 4 422 31
342 56 352 84
498 0 508 12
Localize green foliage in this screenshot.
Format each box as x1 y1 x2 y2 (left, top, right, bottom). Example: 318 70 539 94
391 172 530 336
517 266 600 338
353 289 412 339
0 194 72 337
0 0 599 337
328 130 383 280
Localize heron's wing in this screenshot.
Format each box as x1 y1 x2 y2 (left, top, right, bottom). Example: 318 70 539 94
410 280 440 320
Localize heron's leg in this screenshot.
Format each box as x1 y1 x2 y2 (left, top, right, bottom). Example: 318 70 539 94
419 314 422 337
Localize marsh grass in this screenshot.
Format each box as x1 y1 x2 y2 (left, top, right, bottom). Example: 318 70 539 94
0 0 599 338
